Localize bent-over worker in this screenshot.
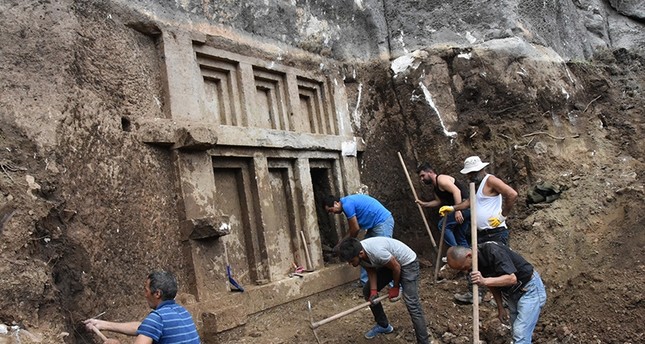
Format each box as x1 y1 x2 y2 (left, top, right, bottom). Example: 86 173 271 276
338 237 429 344
447 243 546 344
324 194 394 286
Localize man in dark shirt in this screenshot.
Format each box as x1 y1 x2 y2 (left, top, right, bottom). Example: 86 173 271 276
416 162 471 248
446 243 546 344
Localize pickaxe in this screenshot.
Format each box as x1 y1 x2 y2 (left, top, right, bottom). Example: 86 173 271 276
308 295 390 343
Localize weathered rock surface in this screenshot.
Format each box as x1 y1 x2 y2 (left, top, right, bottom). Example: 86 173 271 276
115 0 644 60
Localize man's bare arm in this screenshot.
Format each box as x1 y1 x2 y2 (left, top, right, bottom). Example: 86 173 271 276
487 175 518 216
416 194 442 208
84 319 141 336
133 334 154 344
347 216 361 238
383 257 402 287
451 199 470 211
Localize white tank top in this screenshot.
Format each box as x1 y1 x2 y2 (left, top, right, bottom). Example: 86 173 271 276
475 174 506 230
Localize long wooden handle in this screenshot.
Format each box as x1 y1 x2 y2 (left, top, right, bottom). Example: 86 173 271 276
311 295 389 329
397 152 437 249
300 231 314 271
433 215 447 282
223 241 231 291
470 182 479 343
91 326 108 341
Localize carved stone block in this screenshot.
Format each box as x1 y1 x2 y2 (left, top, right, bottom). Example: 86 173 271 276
180 216 230 241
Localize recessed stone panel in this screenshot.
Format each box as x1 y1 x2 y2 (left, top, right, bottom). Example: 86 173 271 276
253 68 290 131
298 76 335 135
196 53 242 126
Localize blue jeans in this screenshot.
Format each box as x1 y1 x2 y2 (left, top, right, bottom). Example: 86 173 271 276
439 209 471 247
362 260 429 344
360 216 394 285
506 271 547 344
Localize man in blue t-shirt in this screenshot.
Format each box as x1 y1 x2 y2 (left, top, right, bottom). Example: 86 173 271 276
84 270 200 344
324 194 394 285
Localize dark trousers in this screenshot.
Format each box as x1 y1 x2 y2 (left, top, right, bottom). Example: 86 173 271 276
361 261 429 344
478 226 509 246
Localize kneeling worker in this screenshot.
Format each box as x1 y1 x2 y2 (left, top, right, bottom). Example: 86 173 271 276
338 237 429 344
446 244 546 344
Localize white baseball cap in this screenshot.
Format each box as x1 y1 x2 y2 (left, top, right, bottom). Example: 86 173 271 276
460 156 490 174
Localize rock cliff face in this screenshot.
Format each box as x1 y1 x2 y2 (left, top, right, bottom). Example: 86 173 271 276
119 0 644 60
0 1 643 343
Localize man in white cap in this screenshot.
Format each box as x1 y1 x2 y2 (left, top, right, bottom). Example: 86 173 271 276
439 155 518 302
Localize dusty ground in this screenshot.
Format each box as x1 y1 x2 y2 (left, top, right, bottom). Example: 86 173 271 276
0 1 644 344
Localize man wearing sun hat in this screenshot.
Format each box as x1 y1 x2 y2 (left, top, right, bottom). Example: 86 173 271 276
440 155 518 245
439 155 519 302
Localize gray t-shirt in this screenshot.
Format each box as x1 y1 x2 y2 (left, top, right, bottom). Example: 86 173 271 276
359 237 417 268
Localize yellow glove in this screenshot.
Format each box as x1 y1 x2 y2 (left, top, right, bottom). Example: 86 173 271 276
488 213 507 227
439 206 455 217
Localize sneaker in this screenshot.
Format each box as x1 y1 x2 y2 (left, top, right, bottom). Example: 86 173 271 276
454 291 474 304
364 323 394 339
454 290 485 304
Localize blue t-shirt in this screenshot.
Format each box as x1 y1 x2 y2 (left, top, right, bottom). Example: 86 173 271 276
341 194 391 230
137 300 201 344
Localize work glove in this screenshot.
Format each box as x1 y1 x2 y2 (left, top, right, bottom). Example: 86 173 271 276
487 213 506 228
438 206 455 217
368 289 380 305
388 286 400 302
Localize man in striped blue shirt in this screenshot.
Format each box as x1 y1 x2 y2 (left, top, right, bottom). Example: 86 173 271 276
84 270 200 343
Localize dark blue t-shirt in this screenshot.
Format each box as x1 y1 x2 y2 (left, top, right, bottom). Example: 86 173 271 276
341 194 391 230
137 300 200 343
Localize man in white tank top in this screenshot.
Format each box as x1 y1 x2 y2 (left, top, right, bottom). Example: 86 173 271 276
439 155 518 245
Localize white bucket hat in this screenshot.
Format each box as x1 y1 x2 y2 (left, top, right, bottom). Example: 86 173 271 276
460 156 490 174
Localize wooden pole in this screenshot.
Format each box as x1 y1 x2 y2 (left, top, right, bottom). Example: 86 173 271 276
310 295 389 329
307 301 322 344
433 215 447 283
300 231 314 271
91 326 108 341
470 182 480 343
223 241 231 291
396 152 438 249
